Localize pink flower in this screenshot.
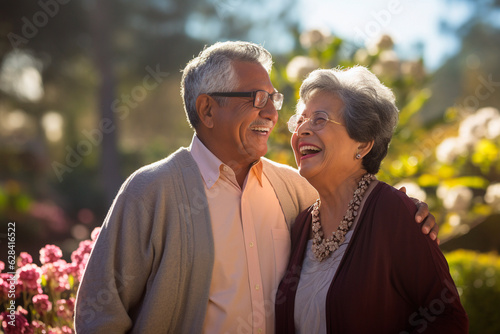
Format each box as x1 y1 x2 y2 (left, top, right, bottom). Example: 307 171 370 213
32 294 52 315
90 227 101 241
65 262 79 279
1 311 31 334
67 297 75 308
71 240 93 265
17 253 33 268
39 245 63 265
16 306 28 317
0 261 4 272
48 326 74 334
31 320 46 332
61 326 73 334
14 280 24 299
56 299 74 320
42 260 71 292
17 264 42 294
71 240 94 280
0 273 12 299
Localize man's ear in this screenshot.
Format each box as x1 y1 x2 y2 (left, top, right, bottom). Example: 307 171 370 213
358 140 374 158
196 94 216 129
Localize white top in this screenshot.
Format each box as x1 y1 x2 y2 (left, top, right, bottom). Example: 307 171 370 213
293 230 355 334
293 180 378 334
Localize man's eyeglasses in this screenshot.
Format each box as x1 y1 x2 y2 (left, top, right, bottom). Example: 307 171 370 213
287 111 343 133
208 90 284 110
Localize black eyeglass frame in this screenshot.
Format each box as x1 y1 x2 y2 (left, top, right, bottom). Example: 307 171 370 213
207 90 284 110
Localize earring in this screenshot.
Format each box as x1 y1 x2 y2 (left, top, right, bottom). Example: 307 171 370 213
356 153 361 159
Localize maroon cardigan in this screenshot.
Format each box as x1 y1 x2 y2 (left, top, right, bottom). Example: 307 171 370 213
275 182 468 333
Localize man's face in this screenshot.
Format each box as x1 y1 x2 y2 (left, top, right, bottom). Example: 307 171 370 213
211 61 279 172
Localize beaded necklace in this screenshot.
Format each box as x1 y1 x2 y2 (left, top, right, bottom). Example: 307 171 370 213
311 173 375 261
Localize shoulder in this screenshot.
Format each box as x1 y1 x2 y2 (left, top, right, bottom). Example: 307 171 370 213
261 157 299 175
372 181 417 218
292 206 313 233
261 157 312 186
119 147 197 198
291 205 314 249
364 181 419 238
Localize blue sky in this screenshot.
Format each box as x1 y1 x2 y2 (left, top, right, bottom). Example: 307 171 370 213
296 0 474 70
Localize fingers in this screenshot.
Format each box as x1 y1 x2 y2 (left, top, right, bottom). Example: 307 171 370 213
414 200 440 243
414 199 429 224
426 215 439 241
408 195 439 243
420 213 439 243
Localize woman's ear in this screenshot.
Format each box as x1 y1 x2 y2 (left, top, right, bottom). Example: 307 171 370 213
196 94 216 128
358 140 374 159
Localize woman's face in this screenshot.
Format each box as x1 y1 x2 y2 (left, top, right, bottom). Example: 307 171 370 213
291 92 362 183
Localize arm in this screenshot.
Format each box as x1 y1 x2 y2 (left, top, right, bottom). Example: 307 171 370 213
390 193 468 333
399 186 439 242
74 185 153 333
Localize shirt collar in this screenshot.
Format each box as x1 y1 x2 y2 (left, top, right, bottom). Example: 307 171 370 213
189 134 264 188
250 159 264 186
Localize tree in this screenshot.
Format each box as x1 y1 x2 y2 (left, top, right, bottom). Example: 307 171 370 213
0 0 301 261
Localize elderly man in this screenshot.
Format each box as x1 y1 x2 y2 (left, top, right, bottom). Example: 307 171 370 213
74 41 437 333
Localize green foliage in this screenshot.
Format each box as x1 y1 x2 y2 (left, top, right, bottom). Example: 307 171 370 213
472 139 499 174
270 29 500 246
446 250 500 334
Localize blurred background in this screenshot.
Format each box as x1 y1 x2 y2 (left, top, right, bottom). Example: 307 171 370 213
0 0 499 332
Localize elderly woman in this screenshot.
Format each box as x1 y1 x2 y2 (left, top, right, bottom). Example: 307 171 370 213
275 66 468 333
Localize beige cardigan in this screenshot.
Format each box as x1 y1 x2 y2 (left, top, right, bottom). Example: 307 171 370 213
74 148 317 333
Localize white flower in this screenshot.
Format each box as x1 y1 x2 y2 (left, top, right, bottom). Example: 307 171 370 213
0 51 44 102
371 50 400 79
0 109 37 139
286 56 319 82
485 183 500 211
477 106 500 119
437 185 473 212
459 132 480 150
41 111 64 142
486 115 500 139
367 34 394 54
299 28 332 50
3 109 29 131
394 181 427 202
448 214 461 227
435 137 468 164
354 48 370 65
459 107 500 142
401 60 426 82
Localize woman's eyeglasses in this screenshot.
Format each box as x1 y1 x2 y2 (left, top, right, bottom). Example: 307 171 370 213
287 111 343 133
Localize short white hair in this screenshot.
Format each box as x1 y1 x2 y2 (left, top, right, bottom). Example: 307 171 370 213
181 41 273 128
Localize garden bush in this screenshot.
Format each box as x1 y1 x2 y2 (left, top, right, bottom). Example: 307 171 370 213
446 249 500 334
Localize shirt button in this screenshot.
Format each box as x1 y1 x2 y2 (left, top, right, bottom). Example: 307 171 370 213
258 329 263 333
255 284 260 290
249 242 254 247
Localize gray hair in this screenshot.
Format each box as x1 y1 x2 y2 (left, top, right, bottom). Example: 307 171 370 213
298 66 399 174
181 41 273 129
